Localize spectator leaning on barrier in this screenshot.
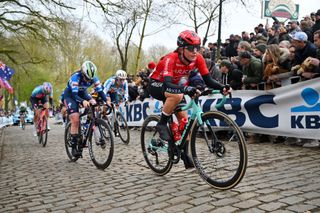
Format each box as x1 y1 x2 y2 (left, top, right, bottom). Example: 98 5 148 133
314 30 320 59
291 31 317 66
239 51 263 90
231 40 252 69
310 30 320 77
219 59 243 90
262 44 291 89
253 44 267 60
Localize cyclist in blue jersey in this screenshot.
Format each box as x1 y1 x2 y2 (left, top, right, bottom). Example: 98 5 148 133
103 69 129 107
63 61 107 157
30 82 53 135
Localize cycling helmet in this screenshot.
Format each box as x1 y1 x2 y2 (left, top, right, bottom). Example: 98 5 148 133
177 30 201 47
115 69 127 79
43 82 52 94
81 61 97 80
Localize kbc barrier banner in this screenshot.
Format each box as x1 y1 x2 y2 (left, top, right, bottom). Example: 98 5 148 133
118 78 320 140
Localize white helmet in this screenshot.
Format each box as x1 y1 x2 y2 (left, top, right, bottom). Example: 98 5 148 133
115 69 127 79
81 61 97 80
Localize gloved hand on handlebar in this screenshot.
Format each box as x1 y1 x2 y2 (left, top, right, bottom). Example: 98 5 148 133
184 86 201 98
220 84 232 97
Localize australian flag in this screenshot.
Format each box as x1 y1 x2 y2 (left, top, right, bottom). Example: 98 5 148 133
0 61 15 93
0 61 15 81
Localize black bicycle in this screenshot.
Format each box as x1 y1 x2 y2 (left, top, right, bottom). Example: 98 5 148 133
141 89 247 190
64 103 114 170
102 102 130 144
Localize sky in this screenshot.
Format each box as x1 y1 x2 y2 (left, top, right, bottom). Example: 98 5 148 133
141 0 319 50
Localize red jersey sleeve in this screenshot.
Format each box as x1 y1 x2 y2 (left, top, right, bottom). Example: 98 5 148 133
196 54 209 76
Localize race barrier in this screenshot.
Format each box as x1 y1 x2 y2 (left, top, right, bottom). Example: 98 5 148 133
0 116 13 128
118 78 320 140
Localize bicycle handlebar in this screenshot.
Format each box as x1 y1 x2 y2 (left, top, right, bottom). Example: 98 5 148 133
181 88 229 111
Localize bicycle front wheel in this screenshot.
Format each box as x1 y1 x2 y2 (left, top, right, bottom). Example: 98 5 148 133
64 122 80 162
190 111 247 190
41 116 48 147
88 118 114 170
116 112 130 144
141 115 172 176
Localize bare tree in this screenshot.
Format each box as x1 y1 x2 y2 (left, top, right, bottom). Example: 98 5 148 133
133 0 177 73
167 0 249 46
0 0 75 64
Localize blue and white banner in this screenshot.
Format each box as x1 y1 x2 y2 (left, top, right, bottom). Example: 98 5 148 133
119 78 320 140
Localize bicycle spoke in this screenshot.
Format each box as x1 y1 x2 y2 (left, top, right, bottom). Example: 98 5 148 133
89 119 114 170
141 115 172 175
191 111 247 189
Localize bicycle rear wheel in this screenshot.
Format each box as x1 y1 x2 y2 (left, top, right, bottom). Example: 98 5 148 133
116 112 130 144
190 111 247 190
141 115 172 175
64 122 80 162
88 118 114 170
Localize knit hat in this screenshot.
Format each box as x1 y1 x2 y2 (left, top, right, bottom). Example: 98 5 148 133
255 44 267 54
147 61 156 70
238 51 252 59
219 59 232 69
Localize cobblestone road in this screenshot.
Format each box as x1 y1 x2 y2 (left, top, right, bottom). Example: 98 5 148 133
0 120 320 213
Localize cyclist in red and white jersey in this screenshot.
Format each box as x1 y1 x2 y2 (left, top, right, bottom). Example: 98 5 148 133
149 30 230 168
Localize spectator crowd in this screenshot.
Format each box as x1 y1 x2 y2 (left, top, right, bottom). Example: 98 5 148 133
127 9 320 148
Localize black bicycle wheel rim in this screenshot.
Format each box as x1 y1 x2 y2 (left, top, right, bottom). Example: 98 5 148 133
88 118 114 170
190 111 247 190
141 115 172 175
64 122 79 162
116 112 130 144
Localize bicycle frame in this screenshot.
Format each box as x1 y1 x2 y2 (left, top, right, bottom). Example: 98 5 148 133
106 103 117 130
79 106 96 147
150 90 227 154
37 108 47 132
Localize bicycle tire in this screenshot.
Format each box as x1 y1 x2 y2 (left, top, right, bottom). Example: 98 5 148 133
41 116 48 147
116 112 130 144
21 116 25 130
64 122 80 162
37 119 42 144
190 111 247 190
88 118 114 170
141 115 172 176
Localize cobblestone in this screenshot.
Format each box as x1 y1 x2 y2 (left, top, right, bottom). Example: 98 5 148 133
0 124 320 212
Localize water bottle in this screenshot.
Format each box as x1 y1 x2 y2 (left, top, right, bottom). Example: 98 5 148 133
170 121 181 142
178 118 188 134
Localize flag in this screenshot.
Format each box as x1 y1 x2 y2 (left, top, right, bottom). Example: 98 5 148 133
0 77 13 94
0 61 15 80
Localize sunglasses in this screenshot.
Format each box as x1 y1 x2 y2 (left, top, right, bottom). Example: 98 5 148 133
184 45 201 52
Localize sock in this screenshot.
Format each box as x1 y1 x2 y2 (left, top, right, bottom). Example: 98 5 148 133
71 134 79 146
159 112 170 125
